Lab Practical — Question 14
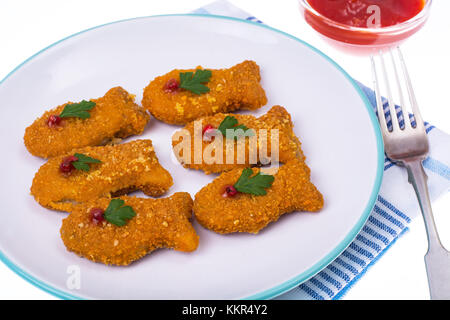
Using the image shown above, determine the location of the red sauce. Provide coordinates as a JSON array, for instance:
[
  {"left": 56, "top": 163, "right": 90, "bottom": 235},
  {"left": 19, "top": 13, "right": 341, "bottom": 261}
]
[
  {"left": 301, "top": 0, "right": 428, "bottom": 50},
  {"left": 308, "top": 0, "right": 425, "bottom": 28}
]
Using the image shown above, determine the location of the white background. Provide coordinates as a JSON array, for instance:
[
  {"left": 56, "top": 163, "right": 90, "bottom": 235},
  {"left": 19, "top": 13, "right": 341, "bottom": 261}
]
[{"left": 0, "top": 0, "right": 449, "bottom": 300}]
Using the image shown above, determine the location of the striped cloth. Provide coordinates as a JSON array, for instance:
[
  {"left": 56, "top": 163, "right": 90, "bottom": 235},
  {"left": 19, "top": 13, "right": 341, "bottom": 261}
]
[{"left": 193, "top": 0, "right": 450, "bottom": 300}]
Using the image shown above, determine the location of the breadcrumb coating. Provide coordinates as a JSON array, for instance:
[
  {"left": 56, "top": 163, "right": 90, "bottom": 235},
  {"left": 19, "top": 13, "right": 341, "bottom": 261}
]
[
  {"left": 24, "top": 86, "right": 150, "bottom": 158},
  {"left": 60, "top": 193, "right": 198, "bottom": 265},
  {"left": 193, "top": 159, "right": 323, "bottom": 234},
  {"left": 142, "top": 60, "right": 267, "bottom": 125},
  {"left": 31, "top": 140, "right": 173, "bottom": 211},
  {"left": 172, "top": 106, "right": 304, "bottom": 174}
]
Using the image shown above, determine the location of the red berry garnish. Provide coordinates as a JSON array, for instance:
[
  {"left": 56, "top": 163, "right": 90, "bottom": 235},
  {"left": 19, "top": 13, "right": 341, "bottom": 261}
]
[
  {"left": 222, "top": 185, "right": 238, "bottom": 198},
  {"left": 59, "top": 155, "right": 78, "bottom": 175},
  {"left": 163, "top": 78, "right": 179, "bottom": 93},
  {"left": 89, "top": 208, "right": 105, "bottom": 225},
  {"left": 47, "top": 115, "right": 61, "bottom": 128},
  {"left": 202, "top": 124, "right": 214, "bottom": 135},
  {"left": 202, "top": 124, "right": 216, "bottom": 141}
]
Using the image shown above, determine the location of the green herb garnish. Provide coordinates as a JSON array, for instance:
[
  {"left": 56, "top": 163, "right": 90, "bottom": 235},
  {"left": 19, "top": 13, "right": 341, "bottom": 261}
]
[
  {"left": 217, "top": 116, "right": 254, "bottom": 139},
  {"left": 104, "top": 199, "right": 136, "bottom": 227},
  {"left": 72, "top": 153, "right": 101, "bottom": 172},
  {"left": 179, "top": 69, "right": 212, "bottom": 95},
  {"left": 233, "top": 168, "right": 275, "bottom": 196},
  {"left": 59, "top": 100, "right": 96, "bottom": 119}
]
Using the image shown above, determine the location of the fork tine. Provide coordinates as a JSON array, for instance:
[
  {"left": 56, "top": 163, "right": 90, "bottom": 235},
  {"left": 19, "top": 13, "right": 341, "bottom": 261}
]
[
  {"left": 397, "top": 46, "right": 425, "bottom": 130},
  {"left": 389, "top": 49, "right": 411, "bottom": 130},
  {"left": 379, "top": 51, "right": 401, "bottom": 132},
  {"left": 371, "top": 55, "right": 389, "bottom": 134}
]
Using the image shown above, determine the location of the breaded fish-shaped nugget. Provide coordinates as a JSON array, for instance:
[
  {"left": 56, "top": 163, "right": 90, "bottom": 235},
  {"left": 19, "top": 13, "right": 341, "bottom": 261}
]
[
  {"left": 172, "top": 106, "right": 304, "bottom": 174},
  {"left": 31, "top": 140, "right": 173, "bottom": 211},
  {"left": 24, "top": 86, "right": 150, "bottom": 158},
  {"left": 61, "top": 193, "right": 199, "bottom": 265},
  {"left": 194, "top": 159, "right": 323, "bottom": 234},
  {"left": 142, "top": 60, "right": 267, "bottom": 125}
]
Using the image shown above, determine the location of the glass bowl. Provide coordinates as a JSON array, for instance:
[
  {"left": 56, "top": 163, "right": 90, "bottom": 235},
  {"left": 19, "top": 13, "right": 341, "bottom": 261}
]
[{"left": 299, "top": 0, "right": 432, "bottom": 55}]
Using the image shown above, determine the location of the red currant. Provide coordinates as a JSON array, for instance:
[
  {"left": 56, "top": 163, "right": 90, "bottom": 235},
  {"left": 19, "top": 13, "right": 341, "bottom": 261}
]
[
  {"left": 163, "top": 78, "right": 179, "bottom": 93},
  {"left": 59, "top": 155, "right": 78, "bottom": 175},
  {"left": 222, "top": 185, "right": 238, "bottom": 198},
  {"left": 90, "top": 208, "right": 105, "bottom": 225},
  {"left": 47, "top": 115, "right": 61, "bottom": 128}
]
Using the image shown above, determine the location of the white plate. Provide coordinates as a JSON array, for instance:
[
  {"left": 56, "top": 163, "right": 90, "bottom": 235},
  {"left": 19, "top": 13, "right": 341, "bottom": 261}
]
[{"left": 0, "top": 15, "right": 383, "bottom": 299}]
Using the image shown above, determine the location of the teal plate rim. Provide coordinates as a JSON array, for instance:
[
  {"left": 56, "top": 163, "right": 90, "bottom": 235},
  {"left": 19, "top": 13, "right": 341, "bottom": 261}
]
[{"left": 0, "top": 13, "right": 384, "bottom": 300}]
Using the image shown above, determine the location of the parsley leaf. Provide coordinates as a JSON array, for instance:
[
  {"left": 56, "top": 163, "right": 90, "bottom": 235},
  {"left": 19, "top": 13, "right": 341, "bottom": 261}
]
[
  {"left": 72, "top": 153, "right": 101, "bottom": 172},
  {"left": 217, "top": 116, "right": 254, "bottom": 139},
  {"left": 59, "top": 100, "right": 96, "bottom": 119},
  {"left": 233, "top": 168, "right": 275, "bottom": 196},
  {"left": 179, "top": 69, "right": 212, "bottom": 95},
  {"left": 104, "top": 199, "right": 136, "bottom": 227}
]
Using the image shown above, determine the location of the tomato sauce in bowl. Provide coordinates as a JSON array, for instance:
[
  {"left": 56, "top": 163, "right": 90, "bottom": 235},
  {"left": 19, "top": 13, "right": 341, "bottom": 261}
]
[
  {"left": 308, "top": 0, "right": 425, "bottom": 28},
  {"left": 299, "top": 0, "right": 431, "bottom": 54}
]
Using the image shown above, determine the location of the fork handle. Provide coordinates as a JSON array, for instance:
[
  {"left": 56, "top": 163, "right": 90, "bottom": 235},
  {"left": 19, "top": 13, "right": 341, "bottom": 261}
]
[
  {"left": 404, "top": 159, "right": 450, "bottom": 299},
  {"left": 404, "top": 159, "right": 443, "bottom": 253}
]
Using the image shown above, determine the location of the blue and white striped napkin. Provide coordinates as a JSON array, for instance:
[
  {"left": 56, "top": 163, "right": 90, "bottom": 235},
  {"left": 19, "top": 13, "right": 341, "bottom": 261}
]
[{"left": 192, "top": 0, "right": 450, "bottom": 300}]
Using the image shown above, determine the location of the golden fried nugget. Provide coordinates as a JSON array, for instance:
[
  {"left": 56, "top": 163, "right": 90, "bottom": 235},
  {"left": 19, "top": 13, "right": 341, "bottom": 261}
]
[
  {"left": 172, "top": 106, "right": 304, "bottom": 174},
  {"left": 31, "top": 140, "right": 173, "bottom": 211},
  {"left": 193, "top": 159, "right": 323, "bottom": 234},
  {"left": 60, "top": 193, "right": 198, "bottom": 265},
  {"left": 24, "top": 87, "right": 150, "bottom": 158},
  {"left": 142, "top": 60, "right": 267, "bottom": 125}
]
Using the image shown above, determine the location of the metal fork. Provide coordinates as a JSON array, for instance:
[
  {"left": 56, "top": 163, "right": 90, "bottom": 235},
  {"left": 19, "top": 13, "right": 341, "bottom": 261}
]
[{"left": 371, "top": 47, "right": 450, "bottom": 300}]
